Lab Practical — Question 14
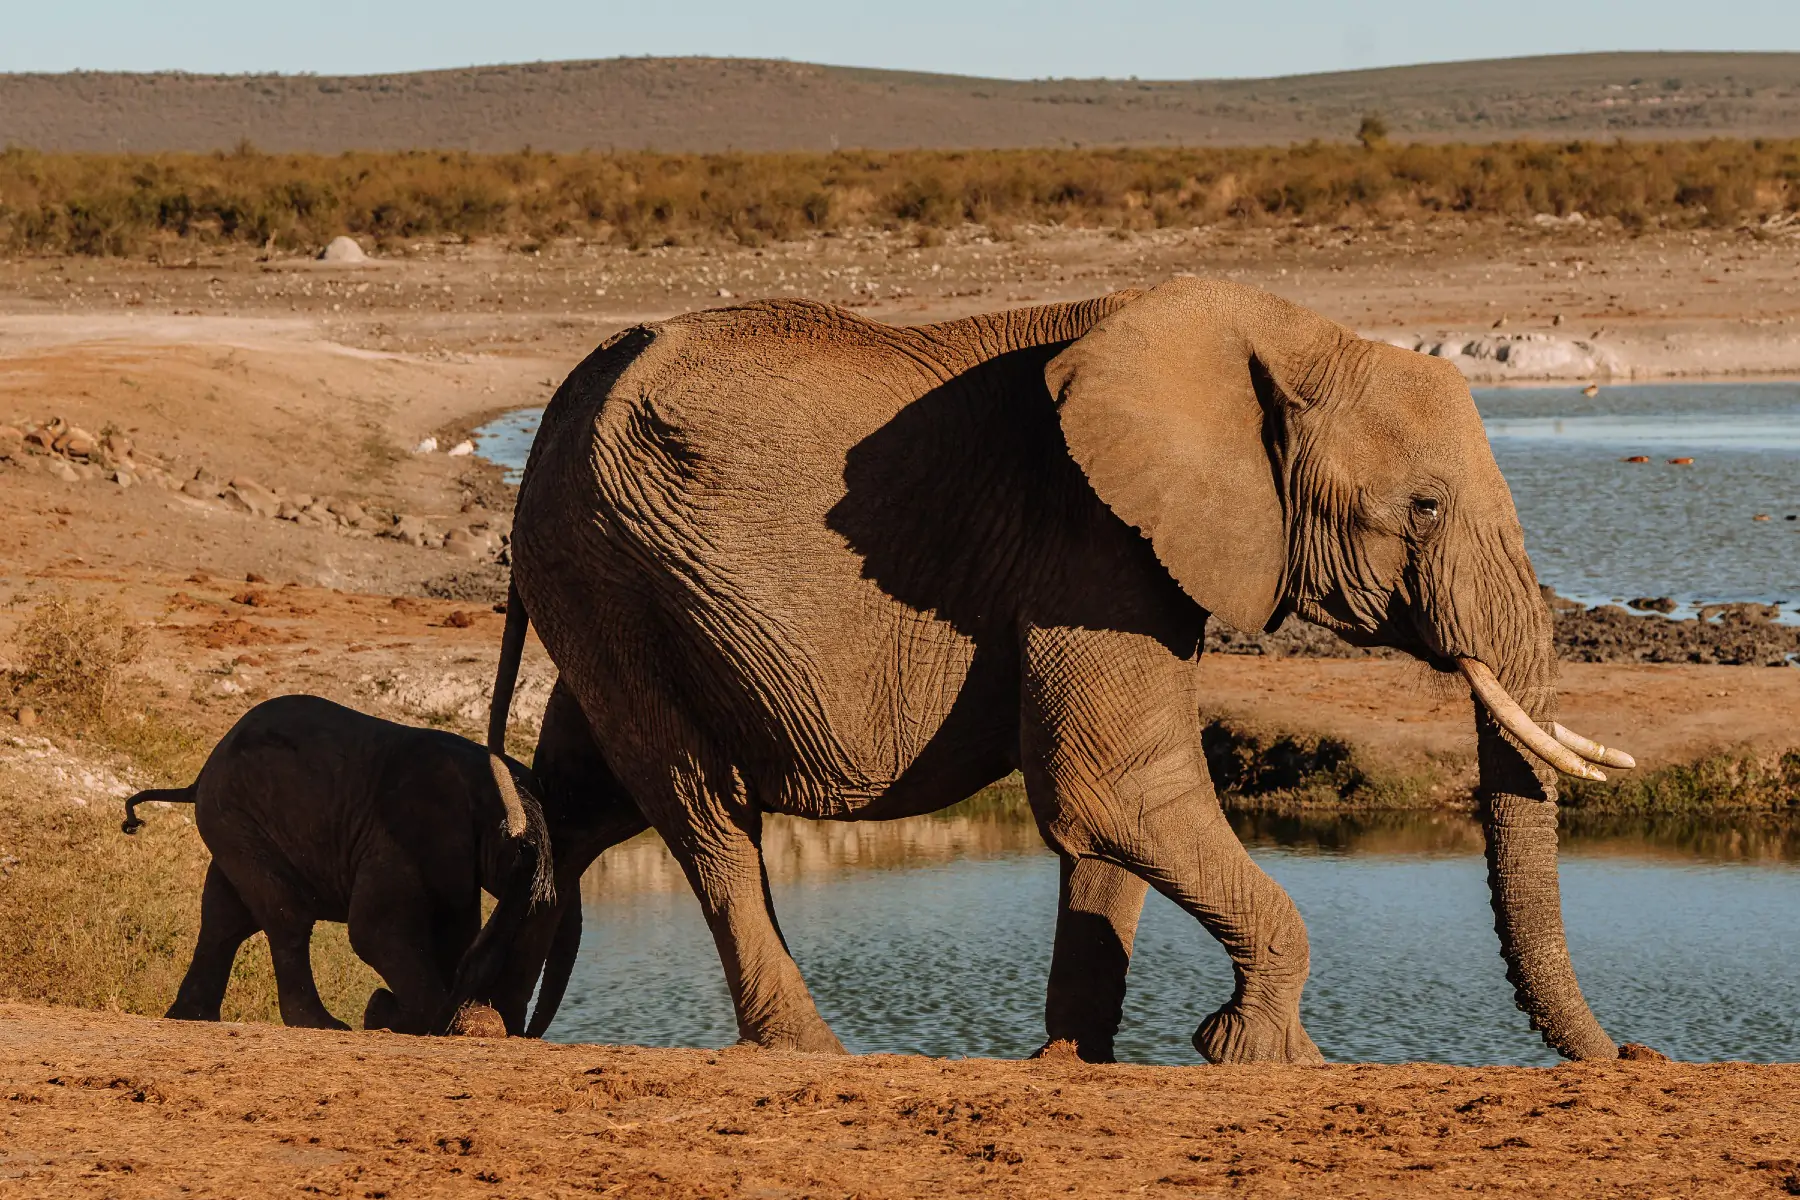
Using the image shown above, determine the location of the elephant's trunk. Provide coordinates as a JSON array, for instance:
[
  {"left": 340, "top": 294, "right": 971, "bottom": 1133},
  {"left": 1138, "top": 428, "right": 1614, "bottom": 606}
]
[{"left": 1476, "top": 705, "right": 1617, "bottom": 1061}]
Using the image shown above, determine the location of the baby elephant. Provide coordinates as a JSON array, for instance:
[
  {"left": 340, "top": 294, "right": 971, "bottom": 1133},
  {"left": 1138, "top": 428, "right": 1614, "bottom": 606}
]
[{"left": 123, "top": 694, "right": 552, "bottom": 1034}]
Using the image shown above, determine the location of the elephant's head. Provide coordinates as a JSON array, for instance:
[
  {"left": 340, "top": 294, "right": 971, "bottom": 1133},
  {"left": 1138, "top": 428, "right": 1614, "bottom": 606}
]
[
  {"left": 443, "top": 753, "right": 558, "bottom": 1035},
  {"left": 1045, "top": 276, "right": 1632, "bottom": 1060}
]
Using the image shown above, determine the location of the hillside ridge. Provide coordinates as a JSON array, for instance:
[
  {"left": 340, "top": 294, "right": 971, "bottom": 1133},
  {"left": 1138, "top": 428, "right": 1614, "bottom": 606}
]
[{"left": 5, "top": 51, "right": 1800, "bottom": 152}]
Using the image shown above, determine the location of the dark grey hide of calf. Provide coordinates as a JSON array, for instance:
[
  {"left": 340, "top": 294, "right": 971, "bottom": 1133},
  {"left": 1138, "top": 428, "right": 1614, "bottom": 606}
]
[{"left": 122, "top": 694, "right": 552, "bottom": 1035}]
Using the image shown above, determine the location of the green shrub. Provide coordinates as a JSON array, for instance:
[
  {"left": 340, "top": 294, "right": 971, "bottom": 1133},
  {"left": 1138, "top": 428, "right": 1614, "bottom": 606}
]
[{"left": 1563, "top": 750, "right": 1800, "bottom": 814}]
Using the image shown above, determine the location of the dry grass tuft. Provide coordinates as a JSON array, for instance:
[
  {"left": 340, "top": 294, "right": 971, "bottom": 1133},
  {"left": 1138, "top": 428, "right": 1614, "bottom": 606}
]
[
  {"left": 0, "top": 591, "right": 380, "bottom": 1023},
  {"left": 10, "top": 592, "right": 146, "bottom": 723},
  {"left": 2, "top": 139, "right": 1797, "bottom": 256}
]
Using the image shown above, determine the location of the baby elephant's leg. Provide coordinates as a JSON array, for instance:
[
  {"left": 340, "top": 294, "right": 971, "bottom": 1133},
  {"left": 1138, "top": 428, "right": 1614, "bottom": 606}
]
[
  {"left": 266, "top": 920, "right": 349, "bottom": 1030},
  {"left": 348, "top": 868, "right": 452, "bottom": 1034},
  {"left": 166, "top": 864, "right": 259, "bottom": 1021},
  {"left": 363, "top": 988, "right": 402, "bottom": 1032}
]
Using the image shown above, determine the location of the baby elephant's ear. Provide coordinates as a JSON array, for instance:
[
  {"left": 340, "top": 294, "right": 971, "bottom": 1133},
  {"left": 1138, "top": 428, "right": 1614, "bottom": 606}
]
[{"left": 1045, "top": 278, "right": 1290, "bottom": 634}]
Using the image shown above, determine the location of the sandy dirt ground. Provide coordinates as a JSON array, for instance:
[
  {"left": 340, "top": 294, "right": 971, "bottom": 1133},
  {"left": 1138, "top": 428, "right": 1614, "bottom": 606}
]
[
  {"left": 2, "top": 1003, "right": 1798, "bottom": 1198},
  {"left": 2, "top": 225, "right": 1797, "bottom": 1195}
]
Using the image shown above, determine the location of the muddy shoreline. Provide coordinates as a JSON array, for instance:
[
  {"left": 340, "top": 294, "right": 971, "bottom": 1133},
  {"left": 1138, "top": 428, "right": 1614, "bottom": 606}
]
[{"left": 1208, "top": 589, "right": 1800, "bottom": 668}]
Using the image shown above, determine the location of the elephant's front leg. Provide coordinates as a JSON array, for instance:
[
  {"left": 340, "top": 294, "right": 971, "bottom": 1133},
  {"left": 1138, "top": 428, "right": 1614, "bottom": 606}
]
[
  {"left": 1022, "top": 623, "right": 1323, "bottom": 1065},
  {"left": 1040, "top": 855, "right": 1146, "bottom": 1063}
]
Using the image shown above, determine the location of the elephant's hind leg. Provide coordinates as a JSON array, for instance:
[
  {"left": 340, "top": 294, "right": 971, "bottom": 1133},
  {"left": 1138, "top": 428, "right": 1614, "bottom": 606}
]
[
  {"left": 639, "top": 755, "right": 844, "bottom": 1053},
  {"left": 1021, "top": 624, "right": 1323, "bottom": 1065},
  {"left": 266, "top": 921, "right": 349, "bottom": 1031},
  {"left": 166, "top": 863, "right": 258, "bottom": 1021}
]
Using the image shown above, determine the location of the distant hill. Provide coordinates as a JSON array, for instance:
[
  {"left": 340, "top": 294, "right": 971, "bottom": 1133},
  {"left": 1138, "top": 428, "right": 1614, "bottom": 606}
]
[{"left": 5, "top": 53, "right": 1800, "bottom": 153}]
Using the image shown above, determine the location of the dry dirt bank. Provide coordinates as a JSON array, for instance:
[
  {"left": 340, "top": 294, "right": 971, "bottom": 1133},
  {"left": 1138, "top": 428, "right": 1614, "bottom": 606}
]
[
  {"left": 0, "top": 222, "right": 1794, "bottom": 825},
  {"left": 3, "top": 218, "right": 1798, "bottom": 379},
  {"left": 1, "top": 1002, "right": 1797, "bottom": 1199}
]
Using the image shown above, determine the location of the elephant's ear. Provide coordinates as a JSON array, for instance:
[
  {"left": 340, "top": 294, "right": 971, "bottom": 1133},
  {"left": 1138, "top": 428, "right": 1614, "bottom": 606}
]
[{"left": 1045, "top": 278, "right": 1292, "bottom": 634}]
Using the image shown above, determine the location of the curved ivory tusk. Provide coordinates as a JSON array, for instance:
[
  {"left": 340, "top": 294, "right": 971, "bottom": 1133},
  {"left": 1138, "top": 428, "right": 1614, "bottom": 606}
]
[
  {"left": 1456, "top": 658, "right": 1607, "bottom": 782},
  {"left": 1551, "top": 722, "right": 1636, "bottom": 771}
]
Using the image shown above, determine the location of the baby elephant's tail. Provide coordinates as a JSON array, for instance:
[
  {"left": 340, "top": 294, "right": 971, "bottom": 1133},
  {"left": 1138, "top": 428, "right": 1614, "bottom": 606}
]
[{"left": 122, "top": 786, "right": 194, "bottom": 834}]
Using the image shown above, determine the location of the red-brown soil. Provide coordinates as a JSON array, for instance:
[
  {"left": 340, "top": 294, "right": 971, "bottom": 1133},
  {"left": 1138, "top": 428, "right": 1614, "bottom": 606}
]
[{"left": 3, "top": 1003, "right": 1799, "bottom": 1198}]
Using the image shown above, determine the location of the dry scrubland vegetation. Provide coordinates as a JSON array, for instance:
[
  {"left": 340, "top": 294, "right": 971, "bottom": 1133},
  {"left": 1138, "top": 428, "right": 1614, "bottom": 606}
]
[
  {"left": 3, "top": 138, "right": 1800, "bottom": 255},
  {"left": 0, "top": 593, "right": 378, "bottom": 1024}
]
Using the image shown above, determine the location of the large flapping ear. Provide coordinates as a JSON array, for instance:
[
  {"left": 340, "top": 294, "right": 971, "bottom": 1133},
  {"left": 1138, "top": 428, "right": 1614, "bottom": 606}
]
[{"left": 1045, "top": 277, "right": 1321, "bottom": 634}]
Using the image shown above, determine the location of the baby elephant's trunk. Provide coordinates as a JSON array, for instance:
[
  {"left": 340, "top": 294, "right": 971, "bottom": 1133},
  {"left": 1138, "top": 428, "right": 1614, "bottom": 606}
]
[
  {"left": 121, "top": 786, "right": 195, "bottom": 834},
  {"left": 440, "top": 755, "right": 558, "bottom": 1035}
]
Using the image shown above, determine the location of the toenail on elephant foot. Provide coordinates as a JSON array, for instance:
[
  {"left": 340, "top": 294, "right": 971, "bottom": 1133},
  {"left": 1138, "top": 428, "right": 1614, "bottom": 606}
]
[
  {"left": 363, "top": 988, "right": 400, "bottom": 1032},
  {"left": 1194, "top": 1005, "right": 1324, "bottom": 1065}
]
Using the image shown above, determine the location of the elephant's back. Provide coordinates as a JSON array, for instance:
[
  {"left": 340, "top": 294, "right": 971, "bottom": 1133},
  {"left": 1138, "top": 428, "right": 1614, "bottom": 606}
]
[
  {"left": 526, "top": 301, "right": 937, "bottom": 507},
  {"left": 194, "top": 696, "right": 485, "bottom": 908}
]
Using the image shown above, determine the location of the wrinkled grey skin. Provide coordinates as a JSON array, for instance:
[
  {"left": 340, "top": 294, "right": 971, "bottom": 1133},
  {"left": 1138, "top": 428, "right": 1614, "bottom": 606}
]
[
  {"left": 476, "top": 277, "right": 1617, "bottom": 1063},
  {"left": 125, "top": 694, "right": 551, "bottom": 1035}
]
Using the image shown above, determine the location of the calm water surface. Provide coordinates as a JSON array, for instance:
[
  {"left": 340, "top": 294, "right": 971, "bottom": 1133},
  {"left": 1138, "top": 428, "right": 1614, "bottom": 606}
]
[
  {"left": 479, "top": 382, "right": 1800, "bottom": 613},
  {"left": 545, "top": 814, "right": 1800, "bottom": 1066},
  {"left": 1476, "top": 382, "right": 1800, "bottom": 614}
]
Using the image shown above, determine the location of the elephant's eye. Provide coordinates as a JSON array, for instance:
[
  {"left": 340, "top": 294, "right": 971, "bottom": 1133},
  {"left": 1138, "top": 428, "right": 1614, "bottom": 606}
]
[{"left": 1411, "top": 496, "right": 1442, "bottom": 521}]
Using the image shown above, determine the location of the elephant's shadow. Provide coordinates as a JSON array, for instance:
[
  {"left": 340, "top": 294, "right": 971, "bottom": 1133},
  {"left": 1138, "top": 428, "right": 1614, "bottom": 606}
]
[{"left": 824, "top": 345, "right": 1198, "bottom": 652}]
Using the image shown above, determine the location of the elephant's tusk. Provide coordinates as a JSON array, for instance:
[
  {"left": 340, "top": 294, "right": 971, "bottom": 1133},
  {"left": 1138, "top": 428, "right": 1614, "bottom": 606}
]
[
  {"left": 1456, "top": 658, "right": 1608, "bottom": 782},
  {"left": 1551, "top": 722, "right": 1636, "bottom": 770}
]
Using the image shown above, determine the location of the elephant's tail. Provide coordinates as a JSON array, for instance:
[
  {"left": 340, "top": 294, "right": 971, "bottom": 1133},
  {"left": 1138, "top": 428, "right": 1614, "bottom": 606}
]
[
  {"left": 121, "top": 786, "right": 194, "bottom": 834},
  {"left": 487, "top": 575, "right": 529, "bottom": 756}
]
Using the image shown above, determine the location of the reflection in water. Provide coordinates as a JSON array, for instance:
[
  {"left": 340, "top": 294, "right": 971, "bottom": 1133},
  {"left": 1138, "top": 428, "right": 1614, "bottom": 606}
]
[
  {"left": 554, "top": 803, "right": 1800, "bottom": 1065},
  {"left": 584, "top": 803, "right": 1800, "bottom": 901},
  {"left": 582, "top": 812, "right": 1045, "bottom": 898},
  {"left": 1232, "top": 808, "right": 1800, "bottom": 866}
]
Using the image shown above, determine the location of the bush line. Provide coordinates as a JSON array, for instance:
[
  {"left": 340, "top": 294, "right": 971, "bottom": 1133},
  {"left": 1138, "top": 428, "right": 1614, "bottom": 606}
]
[{"left": 3, "top": 139, "right": 1799, "bottom": 256}]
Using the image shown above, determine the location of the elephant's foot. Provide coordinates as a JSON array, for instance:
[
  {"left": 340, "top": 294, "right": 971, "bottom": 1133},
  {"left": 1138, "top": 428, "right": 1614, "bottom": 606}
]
[
  {"left": 1194, "top": 1003, "right": 1323, "bottom": 1065},
  {"left": 737, "top": 1016, "right": 847, "bottom": 1054},
  {"left": 1031, "top": 1036, "right": 1115, "bottom": 1064},
  {"left": 363, "top": 988, "right": 401, "bottom": 1032}
]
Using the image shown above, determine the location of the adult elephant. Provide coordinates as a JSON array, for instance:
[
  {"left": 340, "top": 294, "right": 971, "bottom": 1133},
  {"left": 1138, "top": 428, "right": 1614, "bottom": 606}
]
[{"left": 477, "top": 278, "right": 1633, "bottom": 1063}]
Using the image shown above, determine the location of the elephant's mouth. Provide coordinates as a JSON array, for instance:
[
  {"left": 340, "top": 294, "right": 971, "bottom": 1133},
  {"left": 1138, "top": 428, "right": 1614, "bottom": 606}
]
[{"left": 1295, "top": 590, "right": 1635, "bottom": 782}]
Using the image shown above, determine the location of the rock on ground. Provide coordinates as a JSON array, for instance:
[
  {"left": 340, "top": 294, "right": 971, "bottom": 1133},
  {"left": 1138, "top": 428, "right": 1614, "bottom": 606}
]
[{"left": 318, "top": 235, "right": 368, "bottom": 263}]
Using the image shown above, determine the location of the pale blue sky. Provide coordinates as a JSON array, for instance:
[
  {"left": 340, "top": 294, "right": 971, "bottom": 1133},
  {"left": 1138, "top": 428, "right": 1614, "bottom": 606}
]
[{"left": 6, "top": 0, "right": 1798, "bottom": 79}]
